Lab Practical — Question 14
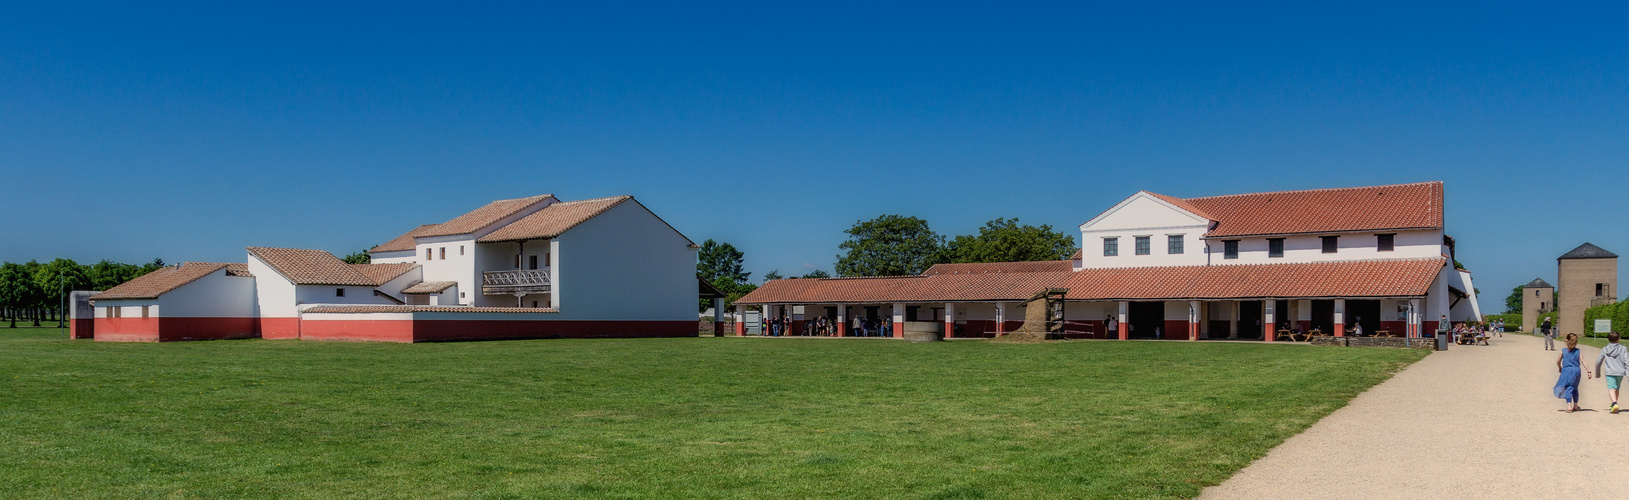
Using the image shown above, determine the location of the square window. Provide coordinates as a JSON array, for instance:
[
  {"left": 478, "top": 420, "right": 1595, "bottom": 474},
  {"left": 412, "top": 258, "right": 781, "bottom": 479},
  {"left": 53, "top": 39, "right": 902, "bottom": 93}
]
[
  {"left": 1268, "top": 238, "right": 1284, "bottom": 258},
  {"left": 1134, "top": 236, "right": 1151, "bottom": 255},
  {"left": 1103, "top": 238, "right": 1119, "bottom": 257},
  {"left": 1321, "top": 236, "right": 1339, "bottom": 254},
  {"left": 1223, "top": 240, "right": 1239, "bottom": 259},
  {"left": 1377, "top": 234, "right": 1395, "bottom": 252},
  {"left": 336, "top": 288, "right": 345, "bottom": 297},
  {"left": 1167, "top": 235, "right": 1184, "bottom": 255}
]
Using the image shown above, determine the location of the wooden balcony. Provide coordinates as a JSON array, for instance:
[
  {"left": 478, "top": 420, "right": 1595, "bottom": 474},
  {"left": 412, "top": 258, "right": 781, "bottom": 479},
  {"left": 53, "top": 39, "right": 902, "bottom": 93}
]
[{"left": 482, "top": 269, "right": 551, "bottom": 295}]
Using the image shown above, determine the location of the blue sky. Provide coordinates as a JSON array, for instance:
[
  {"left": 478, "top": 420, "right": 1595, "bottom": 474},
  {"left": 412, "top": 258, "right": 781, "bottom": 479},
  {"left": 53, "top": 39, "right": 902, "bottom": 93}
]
[{"left": 3, "top": 1, "right": 1625, "bottom": 308}]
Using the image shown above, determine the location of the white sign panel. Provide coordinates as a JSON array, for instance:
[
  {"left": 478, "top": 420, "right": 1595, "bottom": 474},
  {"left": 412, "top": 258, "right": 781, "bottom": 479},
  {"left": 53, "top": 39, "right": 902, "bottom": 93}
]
[{"left": 1596, "top": 319, "right": 1612, "bottom": 334}]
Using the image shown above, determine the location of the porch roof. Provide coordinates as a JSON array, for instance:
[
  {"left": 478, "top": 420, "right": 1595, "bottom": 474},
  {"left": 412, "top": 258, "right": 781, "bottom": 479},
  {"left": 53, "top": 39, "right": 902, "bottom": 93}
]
[{"left": 734, "top": 257, "right": 1445, "bottom": 305}]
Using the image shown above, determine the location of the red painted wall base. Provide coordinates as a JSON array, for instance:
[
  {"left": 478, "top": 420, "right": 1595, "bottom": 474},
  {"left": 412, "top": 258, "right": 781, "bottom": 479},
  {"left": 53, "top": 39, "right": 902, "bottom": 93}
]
[
  {"left": 95, "top": 317, "right": 257, "bottom": 342},
  {"left": 70, "top": 318, "right": 95, "bottom": 339},
  {"left": 300, "top": 319, "right": 700, "bottom": 343}
]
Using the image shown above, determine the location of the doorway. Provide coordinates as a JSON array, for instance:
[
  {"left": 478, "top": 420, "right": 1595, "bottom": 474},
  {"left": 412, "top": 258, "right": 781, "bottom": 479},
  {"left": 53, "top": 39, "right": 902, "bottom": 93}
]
[
  {"left": 1128, "top": 302, "right": 1164, "bottom": 339},
  {"left": 1348, "top": 300, "right": 1381, "bottom": 335},
  {"left": 1237, "top": 300, "right": 1262, "bottom": 339}
]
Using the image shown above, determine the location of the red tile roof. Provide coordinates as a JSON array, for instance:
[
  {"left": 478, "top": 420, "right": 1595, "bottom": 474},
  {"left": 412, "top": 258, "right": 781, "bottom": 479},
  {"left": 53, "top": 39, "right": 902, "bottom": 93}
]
[
  {"left": 402, "top": 281, "right": 457, "bottom": 294},
  {"left": 923, "top": 260, "right": 1074, "bottom": 275},
  {"left": 371, "top": 224, "right": 441, "bottom": 253},
  {"left": 735, "top": 257, "right": 1445, "bottom": 304},
  {"left": 1145, "top": 191, "right": 1216, "bottom": 221},
  {"left": 248, "top": 247, "right": 379, "bottom": 286},
  {"left": 92, "top": 262, "right": 241, "bottom": 301},
  {"left": 1182, "top": 181, "right": 1443, "bottom": 238},
  {"left": 477, "top": 196, "right": 631, "bottom": 243},
  {"left": 416, "top": 195, "right": 554, "bottom": 238},
  {"left": 351, "top": 262, "right": 419, "bottom": 285}
]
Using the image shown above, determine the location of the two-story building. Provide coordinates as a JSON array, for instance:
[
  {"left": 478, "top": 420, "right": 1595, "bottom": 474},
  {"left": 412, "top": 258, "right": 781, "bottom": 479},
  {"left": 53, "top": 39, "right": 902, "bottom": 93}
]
[
  {"left": 89, "top": 194, "right": 700, "bottom": 342},
  {"left": 736, "top": 181, "right": 1481, "bottom": 341}
]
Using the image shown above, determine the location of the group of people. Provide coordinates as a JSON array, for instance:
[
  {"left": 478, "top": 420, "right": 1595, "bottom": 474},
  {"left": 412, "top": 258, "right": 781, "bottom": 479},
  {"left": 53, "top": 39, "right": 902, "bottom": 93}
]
[
  {"left": 1553, "top": 330, "right": 1628, "bottom": 414},
  {"left": 757, "top": 314, "right": 893, "bottom": 337}
]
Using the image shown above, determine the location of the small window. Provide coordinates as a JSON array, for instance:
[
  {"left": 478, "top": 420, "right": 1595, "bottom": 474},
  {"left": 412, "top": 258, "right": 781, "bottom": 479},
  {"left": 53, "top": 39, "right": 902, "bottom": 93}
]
[
  {"left": 460, "top": 292, "right": 466, "bottom": 298},
  {"left": 532, "top": 300, "right": 539, "bottom": 308},
  {"left": 425, "top": 248, "right": 432, "bottom": 261},
  {"left": 459, "top": 245, "right": 465, "bottom": 256},
  {"left": 1268, "top": 238, "right": 1284, "bottom": 258},
  {"left": 439, "top": 247, "right": 446, "bottom": 260},
  {"left": 514, "top": 254, "right": 521, "bottom": 268},
  {"left": 1223, "top": 240, "right": 1239, "bottom": 259},
  {"left": 336, "top": 288, "right": 346, "bottom": 297},
  {"left": 1377, "top": 234, "right": 1395, "bottom": 252},
  {"left": 1134, "top": 236, "right": 1151, "bottom": 256},
  {"left": 1103, "top": 238, "right": 1119, "bottom": 257},
  {"left": 1321, "top": 236, "right": 1339, "bottom": 254},
  {"left": 141, "top": 306, "right": 149, "bottom": 318},
  {"left": 1599, "top": 283, "right": 1608, "bottom": 298},
  {"left": 1167, "top": 235, "right": 1184, "bottom": 255},
  {"left": 529, "top": 255, "right": 539, "bottom": 270}
]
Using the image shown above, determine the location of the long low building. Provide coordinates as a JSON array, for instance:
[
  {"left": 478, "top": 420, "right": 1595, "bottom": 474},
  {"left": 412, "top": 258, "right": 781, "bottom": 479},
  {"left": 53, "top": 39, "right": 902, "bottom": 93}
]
[
  {"left": 87, "top": 194, "right": 703, "bottom": 342},
  {"left": 735, "top": 181, "right": 1482, "bottom": 341}
]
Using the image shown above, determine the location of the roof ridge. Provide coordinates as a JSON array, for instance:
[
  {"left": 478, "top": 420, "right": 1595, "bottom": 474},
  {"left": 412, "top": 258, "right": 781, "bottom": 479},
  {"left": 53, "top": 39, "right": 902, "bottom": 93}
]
[
  {"left": 1077, "top": 256, "right": 1447, "bottom": 273},
  {"left": 1182, "top": 181, "right": 1442, "bottom": 202},
  {"left": 556, "top": 194, "right": 632, "bottom": 204}
]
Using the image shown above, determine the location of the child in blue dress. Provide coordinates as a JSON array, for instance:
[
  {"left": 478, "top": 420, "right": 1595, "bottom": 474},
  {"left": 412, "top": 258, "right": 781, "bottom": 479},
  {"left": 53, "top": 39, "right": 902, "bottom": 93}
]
[{"left": 1555, "top": 333, "right": 1592, "bottom": 412}]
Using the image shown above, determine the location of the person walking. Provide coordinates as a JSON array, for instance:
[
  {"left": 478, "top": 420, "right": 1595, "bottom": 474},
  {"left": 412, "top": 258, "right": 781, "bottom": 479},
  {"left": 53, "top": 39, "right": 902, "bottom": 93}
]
[
  {"left": 1594, "top": 331, "right": 1627, "bottom": 414},
  {"left": 1541, "top": 317, "right": 1556, "bottom": 350},
  {"left": 1556, "top": 333, "right": 1591, "bottom": 412}
]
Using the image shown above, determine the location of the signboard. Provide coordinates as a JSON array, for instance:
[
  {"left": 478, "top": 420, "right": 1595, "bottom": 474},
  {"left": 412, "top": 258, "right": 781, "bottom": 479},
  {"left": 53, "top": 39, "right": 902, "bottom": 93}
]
[{"left": 1596, "top": 319, "right": 1612, "bottom": 334}]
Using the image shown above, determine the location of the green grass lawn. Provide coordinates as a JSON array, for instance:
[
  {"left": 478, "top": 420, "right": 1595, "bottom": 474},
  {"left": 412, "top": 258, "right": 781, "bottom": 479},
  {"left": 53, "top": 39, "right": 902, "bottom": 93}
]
[{"left": 0, "top": 332, "right": 1425, "bottom": 499}]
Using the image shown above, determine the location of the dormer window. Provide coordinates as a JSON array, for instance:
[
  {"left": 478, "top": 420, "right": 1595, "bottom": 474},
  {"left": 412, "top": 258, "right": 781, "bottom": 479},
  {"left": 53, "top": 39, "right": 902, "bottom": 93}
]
[{"left": 1321, "top": 236, "right": 1339, "bottom": 254}]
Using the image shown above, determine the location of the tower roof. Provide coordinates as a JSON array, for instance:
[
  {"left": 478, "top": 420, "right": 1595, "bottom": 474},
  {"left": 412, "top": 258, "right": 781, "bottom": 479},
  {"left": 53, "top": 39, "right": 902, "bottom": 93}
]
[
  {"left": 1558, "top": 242, "right": 1618, "bottom": 260},
  {"left": 1522, "top": 278, "right": 1553, "bottom": 289}
]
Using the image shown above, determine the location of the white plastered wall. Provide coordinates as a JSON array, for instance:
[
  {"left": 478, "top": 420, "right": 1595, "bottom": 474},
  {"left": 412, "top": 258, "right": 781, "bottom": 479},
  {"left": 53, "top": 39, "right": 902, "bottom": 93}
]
[
  {"left": 149, "top": 269, "right": 257, "bottom": 317},
  {"left": 550, "top": 201, "right": 697, "bottom": 321},
  {"left": 249, "top": 253, "right": 297, "bottom": 319},
  {"left": 1204, "top": 229, "right": 1445, "bottom": 266},
  {"left": 1078, "top": 193, "right": 1210, "bottom": 269}
]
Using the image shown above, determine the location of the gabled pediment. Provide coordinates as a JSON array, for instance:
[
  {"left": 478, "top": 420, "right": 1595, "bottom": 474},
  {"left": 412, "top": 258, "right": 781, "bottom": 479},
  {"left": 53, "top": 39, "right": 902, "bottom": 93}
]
[{"left": 1079, "top": 191, "right": 1213, "bottom": 232}]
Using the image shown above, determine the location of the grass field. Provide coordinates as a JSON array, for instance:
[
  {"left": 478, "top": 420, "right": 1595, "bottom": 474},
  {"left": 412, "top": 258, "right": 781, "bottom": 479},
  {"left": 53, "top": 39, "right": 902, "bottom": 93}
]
[{"left": 0, "top": 331, "right": 1425, "bottom": 499}]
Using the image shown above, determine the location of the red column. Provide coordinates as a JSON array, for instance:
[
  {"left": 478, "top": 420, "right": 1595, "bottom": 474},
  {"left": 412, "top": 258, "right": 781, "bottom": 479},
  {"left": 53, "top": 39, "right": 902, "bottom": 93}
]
[
  {"left": 1118, "top": 322, "right": 1129, "bottom": 340},
  {"left": 944, "top": 303, "right": 954, "bottom": 339},
  {"left": 1263, "top": 321, "right": 1274, "bottom": 342},
  {"left": 1117, "top": 301, "right": 1129, "bottom": 340},
  {"left": 713, "top": 321, "right": 724, "bottom": 337},
  {"left": 1334, "top": 321, "right": 1345, "bottom": 337},
  {"left": 892, "top": 303, "right": 904, "bottom": 338},
  {"left": 1189, "top": 321, "right": 1198, "bottom": 341},
  {"left": 836, "top": 305, "right": 847, "bottom": 337}
]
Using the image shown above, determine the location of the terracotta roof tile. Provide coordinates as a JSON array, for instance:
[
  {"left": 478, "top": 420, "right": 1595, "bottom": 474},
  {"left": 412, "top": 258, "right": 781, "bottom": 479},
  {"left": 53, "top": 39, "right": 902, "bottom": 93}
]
[
  {"left": 351, "top": 262, "right": 419, "bottom": 285},
  {"left": 736, "top": 258, "right": 1445, "bottom": 304},
  {"left": 1182, "top": 181, "right": 1443, "bottom": 238},
  {"left": 402, "top": 281, "right": 457, "bottom": 294},
  {"left": 371, "top": 224, "right": 441, "bottom": 253},
  {"left": 91, "top": 262, "right": 237, "bottom": 301},
  {"left": 416, "top": 195, "right": 554, "bottom": 238},
  {"left": 302, "top": 305, "right": 559, "bottom": 313},
  {"left": 478, "top": 196, "right": 632, "bottom": 243},
  {"left": 1145, "top": 191, "right": 1216, "bottom": 220},
  {"left": 224, "top": 263, "right": 253, "bottom": 277},
  {"left": 248, "top": 247, "right": 377, "bottom": 286},
  {"left": 923, "top": 260, "right": 1074, "bottom": 275}
]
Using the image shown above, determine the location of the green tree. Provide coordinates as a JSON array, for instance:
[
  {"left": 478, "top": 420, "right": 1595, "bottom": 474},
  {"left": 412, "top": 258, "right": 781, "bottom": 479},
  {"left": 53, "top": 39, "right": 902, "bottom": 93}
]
[
  {"left": 762, "top": 270, "right": 784, "bottom": 282},
  {"left": 35, "top": 258, "right": 92, "bottom": 327},
  {"left": 943, "top": 217, "right": 1076, "bottom": 263},
  {"left": 0, "top": 262, "right": 32, "bottom": 328},
  {"left": 20, "top": 260, "right": 44, "bottom": 326},
  {"left": 697, "top": 239, "right": 752, "bottom": 311},
  {"left": 801, "top": 269, "right": 831, "bottom": 278},
  {"left": 88, "top": 260, "right": 146, "bottom": 291},
  {"left": 834, "top": 215, "right": 946, "bottom": 277},
  {"left": 341, "top": 250, "right": 372, "bottom": 264}
]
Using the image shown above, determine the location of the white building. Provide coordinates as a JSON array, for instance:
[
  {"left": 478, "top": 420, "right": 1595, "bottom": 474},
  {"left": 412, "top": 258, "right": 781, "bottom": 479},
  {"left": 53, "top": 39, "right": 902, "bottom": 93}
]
[
  {"left": 738, "top": 181, "right": 1481, "bottom": 341},
  {"left": 90, "top": 194, "right": 701, "bottom": 342}
]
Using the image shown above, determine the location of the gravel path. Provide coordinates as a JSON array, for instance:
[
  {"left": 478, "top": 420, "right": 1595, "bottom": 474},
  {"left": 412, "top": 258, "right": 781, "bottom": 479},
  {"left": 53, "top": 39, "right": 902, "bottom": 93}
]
[{"left": 1201, "top": 333, "right": 1628, "bottom": 499}]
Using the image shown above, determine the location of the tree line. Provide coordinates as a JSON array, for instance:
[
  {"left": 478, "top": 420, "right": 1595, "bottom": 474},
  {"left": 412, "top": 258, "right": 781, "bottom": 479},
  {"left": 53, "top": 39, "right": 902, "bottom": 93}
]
[
  {"left": 0, "top": 258, "right": 167, "bottom": 328},
  {"left": 696, "top": 215, "right": 1073, "bottom": 311}
]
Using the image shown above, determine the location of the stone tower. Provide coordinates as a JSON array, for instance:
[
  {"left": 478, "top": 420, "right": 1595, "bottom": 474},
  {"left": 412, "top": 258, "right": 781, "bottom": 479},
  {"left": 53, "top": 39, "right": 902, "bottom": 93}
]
[
  {"left": 1520, "top": 278, "right": 1554, "bottom": 334},
  {"left": 1557, "top": 243, "right": 1618, "bottom": 336}
]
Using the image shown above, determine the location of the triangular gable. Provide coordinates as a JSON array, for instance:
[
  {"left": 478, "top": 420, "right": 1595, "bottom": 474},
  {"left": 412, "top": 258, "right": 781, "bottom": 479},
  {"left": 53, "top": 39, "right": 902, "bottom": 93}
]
[{"left": 1079, "top": 191, "right": 1213, "bottom": 231}]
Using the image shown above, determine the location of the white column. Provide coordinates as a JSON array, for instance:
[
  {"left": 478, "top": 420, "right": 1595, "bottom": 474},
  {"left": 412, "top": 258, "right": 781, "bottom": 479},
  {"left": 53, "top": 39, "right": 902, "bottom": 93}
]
[
  {"left": 1188, "top": 300, "right": 1200, "bottom": 341},
  {"left": 1409, "top": 298, "right": 1422, "bottom": 338},
  {"left": 892, "top": 303, "right": 905, "bottom": 338},
  {"left": 1264, "top": 298, "right": 1277, "bottom": 341},
  {"left": 995, "top": 303, "right": 1006, "bottom": 333},
  {"left": 548, "top": 239, "right": 562, "bottom": 309}
]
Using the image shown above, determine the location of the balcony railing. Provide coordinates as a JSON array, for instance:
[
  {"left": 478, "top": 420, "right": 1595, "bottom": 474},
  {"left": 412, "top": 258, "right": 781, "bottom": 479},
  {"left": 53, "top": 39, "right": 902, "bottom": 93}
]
[{"left": 482, "top": 269, "right": 551, "bottom": 295}]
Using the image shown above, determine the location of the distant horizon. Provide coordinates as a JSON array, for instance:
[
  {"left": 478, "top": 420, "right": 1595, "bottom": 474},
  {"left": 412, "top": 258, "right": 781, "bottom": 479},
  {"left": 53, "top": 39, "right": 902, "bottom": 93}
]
[{"left": 3, "top": 2, "right": 1625, "bottom": 308}]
